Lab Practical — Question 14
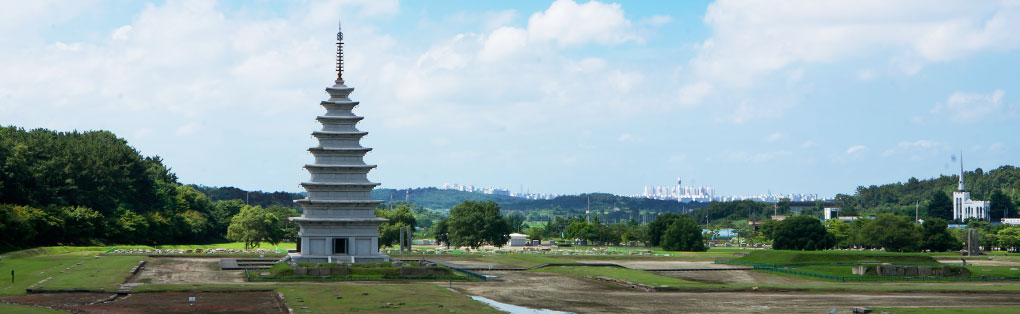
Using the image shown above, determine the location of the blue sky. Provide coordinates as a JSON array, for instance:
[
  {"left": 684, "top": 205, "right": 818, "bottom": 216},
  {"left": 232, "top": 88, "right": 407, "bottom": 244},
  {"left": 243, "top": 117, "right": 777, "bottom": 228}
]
[{"left": 2, "top": 0, "right": 1018, "bottom": 197}]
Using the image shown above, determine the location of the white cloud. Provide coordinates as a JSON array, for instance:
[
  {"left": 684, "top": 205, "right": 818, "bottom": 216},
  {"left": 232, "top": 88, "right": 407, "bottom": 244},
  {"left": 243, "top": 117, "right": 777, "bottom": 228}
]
[
  {"left": 677, "top": 82, "right": 713, "bottom": 107},
  {"left": 846, "top": 145, "right": 868, "bottom": 155},
  {"left": 764, "top": 132, "right": 788, "bottom": 143},
  {"left": 479, "top": 26, "right": 528, "bottom": 62},
  {"left": 694, "top": 1, "right": 1020, "bottom": 86},
  {"left": 727, "top": 150, "right": 793, "bottom": 163},
  {"left": 527, "top": 0, "right": 640, "bottom": 47},
  {"left": 617, "top": 133, "right": 642, "bottom": 142},
  {"left": 930, "top": 89, "right": 1010, "bottom": 123},
  {"left": 112, "top": 25, "right": 133, "bottom": 41},
  {"left": 641, "top": 15, "right": 673, "bottom": 26},
  {"left": 882, "top": 139, "right": 948, "bottom": 159},
  {"left": 680, "top": 0, "right": 1020, "bottom": 122},
  {"left": 857, "top": 68, "right": 877, "bottom": 81}
]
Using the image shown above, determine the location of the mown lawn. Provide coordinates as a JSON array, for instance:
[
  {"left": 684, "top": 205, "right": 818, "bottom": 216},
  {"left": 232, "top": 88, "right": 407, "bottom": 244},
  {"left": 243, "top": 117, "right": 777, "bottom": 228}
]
[
  {"left": 532, "top": 266, "right": 697, "bottom": 287},
  {"left": 966, "top": 265, "right": 1020, "bottom": 278},
  {"left": 1, "top": 249, "right": 101, "bottom": 296},
  {"left": 0, "top": 247, "right": 145, "bottom": 295},
  {"left": 39, "top": 255, "right": 145, "bottom": 291}
]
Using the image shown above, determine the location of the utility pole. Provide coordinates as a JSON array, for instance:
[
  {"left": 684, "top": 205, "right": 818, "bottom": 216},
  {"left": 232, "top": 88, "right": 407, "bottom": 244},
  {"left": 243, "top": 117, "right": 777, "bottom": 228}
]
[{"left": 918, "top": 200, "right": 926, "bottom": 223}]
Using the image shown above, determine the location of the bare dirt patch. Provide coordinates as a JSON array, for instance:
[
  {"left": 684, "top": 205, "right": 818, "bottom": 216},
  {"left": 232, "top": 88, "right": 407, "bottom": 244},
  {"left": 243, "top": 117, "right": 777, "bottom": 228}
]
[
  {"left": 653, "top": 270, "right": 818, "bottom": 285},
  {"left": 456, "top": 271, "right": 1020, "bottom": 313},
  {"left": 132, "top": 258, "right": 244, "bottom": 284},
  {"left": 420, "top": 256, "right": 520, "bottom": 268},
  {"left": 3, "top": 291, "right": 285, "bottom": 313}
]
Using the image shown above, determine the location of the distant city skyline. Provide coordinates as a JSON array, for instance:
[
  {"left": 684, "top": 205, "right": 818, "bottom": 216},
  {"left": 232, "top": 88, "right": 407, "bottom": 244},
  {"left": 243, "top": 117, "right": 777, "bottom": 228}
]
[{"left": 2, "top": 1, "right": 1018, "bottom": 197}]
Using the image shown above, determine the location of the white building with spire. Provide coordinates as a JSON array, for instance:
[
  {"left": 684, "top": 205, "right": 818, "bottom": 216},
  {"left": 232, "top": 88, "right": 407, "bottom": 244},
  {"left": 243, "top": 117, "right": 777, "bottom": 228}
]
[
  {"left": 953, "top": 152, "right": 990, "bottom": 221},
  {"left": 288, "top": 21, "right": 389, "bottom": 263}
]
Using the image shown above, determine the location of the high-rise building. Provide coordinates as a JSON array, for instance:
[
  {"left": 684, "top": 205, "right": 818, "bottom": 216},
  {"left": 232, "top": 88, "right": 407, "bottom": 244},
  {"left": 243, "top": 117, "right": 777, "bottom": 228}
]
[{"left": 289, "top": 21, "right": 389, "bottom": 263}]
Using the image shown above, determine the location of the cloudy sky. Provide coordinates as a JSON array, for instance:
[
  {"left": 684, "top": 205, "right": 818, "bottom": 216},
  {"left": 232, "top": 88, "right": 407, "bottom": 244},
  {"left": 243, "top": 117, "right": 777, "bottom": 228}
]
[{"left": 2, "top": 0, "right": 1019, "bottom": 197}]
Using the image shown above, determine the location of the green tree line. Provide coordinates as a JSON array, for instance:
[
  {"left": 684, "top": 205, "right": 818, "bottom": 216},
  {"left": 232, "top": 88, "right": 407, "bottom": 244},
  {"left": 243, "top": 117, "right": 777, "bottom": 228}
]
[{"left": 0, "top": 126, "right": 297, "bottom": 252}]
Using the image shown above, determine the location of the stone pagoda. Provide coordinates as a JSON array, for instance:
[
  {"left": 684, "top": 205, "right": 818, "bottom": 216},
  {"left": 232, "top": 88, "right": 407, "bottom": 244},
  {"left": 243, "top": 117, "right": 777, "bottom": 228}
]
[{"left": 289, "top": 21, "right": 389, "bottom": 263}]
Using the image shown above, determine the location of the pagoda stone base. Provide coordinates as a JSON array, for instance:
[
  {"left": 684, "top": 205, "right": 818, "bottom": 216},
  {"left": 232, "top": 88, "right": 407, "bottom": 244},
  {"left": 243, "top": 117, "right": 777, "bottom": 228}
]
[{"left": 288, "top": 253, "right": 390, "bottom": 264}]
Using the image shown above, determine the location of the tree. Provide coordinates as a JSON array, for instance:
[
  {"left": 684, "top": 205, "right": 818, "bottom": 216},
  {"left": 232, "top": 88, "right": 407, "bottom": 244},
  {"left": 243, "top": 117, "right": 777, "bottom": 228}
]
[
  {"left": 928, "top": 191, "right": 953, "bottom": 220},
  {"left": 997, "top": 227, "right": 1020, "bottom": 252},
  {"left": 660, "top": 215, "right": 706, "bottom": 252},
  {"left": 990, "top": 189, "right": 1016, "bottom": 221},
  {"left": 266, "top": 205, "right": 299, "bottom": 241},
  {"left": 920, "top": 218, "right": 962, "bottom": 252},
  {"left": 526, "top": 225, "right": 544, "bottom": 241},
  {"left": 432, "top": 219, "right": 450, "bottom": 248},
  {"left": 376, "top": 204, "right": 417, "bottom": 248},
  {"left": 772, "top": 215, "right": 835, "bottom": 250},
  {"left": 565, "top": 221, "right": 595, "bottom": 243},
  {"left": 446, "top": 201, "right": 511, "bottom": 248},
  {"left": 861, "top": 214, "right": 921, "bottom": 252},
  {"left": 226, "top": 205, "right": 285, "bottom": 249},
  {"left": 823, "top": 219, "right": 852, "bottom": 249},
  {"left": 647, "top": 213, "right": 679, "bottom": 246},
  {"left": 507, "top": 212, "right": 526, "bottom": 233}
]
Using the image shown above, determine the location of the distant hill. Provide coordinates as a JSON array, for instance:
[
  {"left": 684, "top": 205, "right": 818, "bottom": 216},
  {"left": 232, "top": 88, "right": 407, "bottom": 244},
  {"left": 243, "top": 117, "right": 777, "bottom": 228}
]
[
  {"left": 371, "top": 188, "right": 706, "bottom": 214},
  {"left": 370, "top": 187, "right": 524, "bottom": 209},
  {"left": 190, "top": 185, "right": 303, "bottom": 209},
  {"left": 500, "top": 193, "right": 704, "bottom": 213}
]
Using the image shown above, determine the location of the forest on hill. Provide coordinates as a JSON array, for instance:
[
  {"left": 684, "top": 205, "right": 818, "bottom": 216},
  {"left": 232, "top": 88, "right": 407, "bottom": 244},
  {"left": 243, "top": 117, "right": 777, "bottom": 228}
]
[
  {"left": 191, "top": 185, "right": 303, "bottom": 209},
  {"left": 832, "top": 166, "right": 1020, "bottom": 221},
  {"left": 0, "top": 127, "right": 273, "bottom": 252}
]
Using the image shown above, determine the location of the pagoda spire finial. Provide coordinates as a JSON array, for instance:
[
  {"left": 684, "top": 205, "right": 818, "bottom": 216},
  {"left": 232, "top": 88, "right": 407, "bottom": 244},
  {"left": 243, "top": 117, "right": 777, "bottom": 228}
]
[{"left": 335, "top": 20, "right": 344, "bottom": 84}]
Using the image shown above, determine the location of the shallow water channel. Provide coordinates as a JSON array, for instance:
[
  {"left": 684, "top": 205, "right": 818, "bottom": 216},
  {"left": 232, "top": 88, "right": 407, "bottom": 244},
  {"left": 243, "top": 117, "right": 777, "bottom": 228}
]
[{"left": 470, "top": 296, "right": 574, "bottom": 314}]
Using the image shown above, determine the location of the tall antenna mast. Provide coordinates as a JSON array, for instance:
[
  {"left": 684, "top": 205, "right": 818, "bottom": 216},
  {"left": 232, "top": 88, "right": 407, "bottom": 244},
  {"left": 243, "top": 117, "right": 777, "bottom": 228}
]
[{"left": 335, "top": 20, "right": 345, "bottom": 84}]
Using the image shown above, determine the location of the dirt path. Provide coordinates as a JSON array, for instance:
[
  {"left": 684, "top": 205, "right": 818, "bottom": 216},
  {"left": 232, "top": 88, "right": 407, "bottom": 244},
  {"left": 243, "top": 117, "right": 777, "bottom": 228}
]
[
  {"left": 131, "top": 257, "right": 244, "bottom": 284},
  {"left": 3, "top": 291, "right": 286, "bottom": 313},
  {"left": 455, "top": 271, "right": 1020, "bottom": 313},
  {"left": 581, "top": 260, "right": 733, "bottom": 269}
]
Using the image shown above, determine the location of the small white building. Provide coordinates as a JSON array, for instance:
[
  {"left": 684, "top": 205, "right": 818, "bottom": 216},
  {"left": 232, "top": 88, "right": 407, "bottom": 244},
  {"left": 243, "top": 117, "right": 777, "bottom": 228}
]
[
  {"left": 508, "top": 233, "right": 528, "bottom": 247},
  {"left": 823, "top": 207, "right": 841, "bottom": 220},
  {"left": 953, "top": 153, "right": 990, "bottom": 221},
  {"left": 1001, "top": 218, "right": 1020, "bottom": 225}
]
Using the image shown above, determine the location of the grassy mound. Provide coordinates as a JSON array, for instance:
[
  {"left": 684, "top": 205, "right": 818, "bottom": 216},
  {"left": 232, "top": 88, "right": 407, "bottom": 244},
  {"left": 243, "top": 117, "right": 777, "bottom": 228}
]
[{"left": 735, "top": 250, "right": 939, "bottom": 265}]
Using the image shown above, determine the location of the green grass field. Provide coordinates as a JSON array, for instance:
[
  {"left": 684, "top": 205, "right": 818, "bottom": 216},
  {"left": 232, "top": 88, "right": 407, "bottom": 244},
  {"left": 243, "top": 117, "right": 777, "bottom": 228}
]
[
  {"left": 0, "top": 248, "right": 145, "bottom": 295},
  {"left": 38, "top": 255, "right": 145, "bottom": 291},
  {"left": 734, "top": 250, "right": 940, "bottom": 265},
  {"left": 532, "top": 266, "right": 697, "bottom": 287}
]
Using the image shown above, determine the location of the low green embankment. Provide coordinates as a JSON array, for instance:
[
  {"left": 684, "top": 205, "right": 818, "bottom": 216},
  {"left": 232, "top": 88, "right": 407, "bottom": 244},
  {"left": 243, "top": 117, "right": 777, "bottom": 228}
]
[
  {"left": 723, "top": 250, "right": 1020, "bottom": 282},
  {"left": 732, "top": 250, "right": 940, "bottom": 266}
]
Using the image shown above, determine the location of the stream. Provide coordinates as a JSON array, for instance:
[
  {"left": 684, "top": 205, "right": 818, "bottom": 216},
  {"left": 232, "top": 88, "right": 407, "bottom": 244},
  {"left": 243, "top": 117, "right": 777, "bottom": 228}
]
[{"left": 470, "top": 296, "right": 574, "bottom": 314}]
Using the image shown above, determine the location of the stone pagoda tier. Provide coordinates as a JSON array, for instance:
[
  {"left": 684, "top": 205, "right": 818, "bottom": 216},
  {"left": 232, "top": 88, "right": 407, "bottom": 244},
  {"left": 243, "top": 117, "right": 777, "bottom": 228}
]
[{"left": 289, "top": 22, "right": 389, "bottom": 263}]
